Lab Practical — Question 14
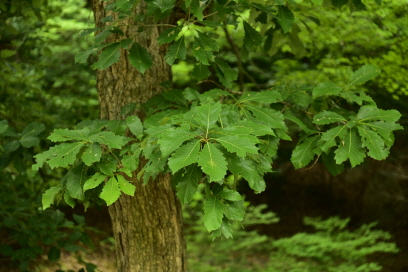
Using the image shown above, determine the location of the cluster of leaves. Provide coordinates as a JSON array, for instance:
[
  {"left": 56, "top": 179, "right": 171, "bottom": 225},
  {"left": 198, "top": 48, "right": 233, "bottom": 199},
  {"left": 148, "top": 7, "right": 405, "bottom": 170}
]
[
  {"left": 0, "top": 121, "right": 97, "bottom": 272},
  {"left": 33, "top": 64, "right": 402, "bottom": 236}
]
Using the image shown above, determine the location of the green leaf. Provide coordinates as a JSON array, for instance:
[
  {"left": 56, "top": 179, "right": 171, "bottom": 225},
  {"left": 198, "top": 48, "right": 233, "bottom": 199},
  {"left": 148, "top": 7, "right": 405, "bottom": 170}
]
[
  {"left": 165, "top": 36, "right": 186, "bottom": 65},
  {"left": 334, "top": 128, "right": 366, "bottom": 167},
  {"left": 158, "top": 26, "right": 182, "bottom": 46},
  {"left": 223, "top": 200, "right": 245, "bottom": 221},
  {"left": 21, "top": 122, "right": 45, "bottom": 138},
  {"left": 244, "top": 105, "right": 285, "bottom": 128},
  {"left": 117, "top": 175, "right": 136, "bottom": 196},
  {"left": 192, "top": 37, "right": 215, "bottom": 65},
  {"left": 319, "top": 125, "right": 347, "bottom": 153},
  {"left": 196, "top": 31, "right": 219, "bottom": 51},
  {"left": 216, "top": 136, "right": 258, "bottom": 157},
  {"left": 276, "top": 6, "right": 294, "bottom": 34},
  {"left": 363, "top": 121, "right": 403, "bottom": 143},
  {"left": 66, "top": 164, "right": 87, "bottom": 200},
  {"left": 64, "top": 191, "right": 75, "bottom": 208},
  {"left": 81, "top": 143, "right": 102, "bottom": 166},
  {"left": 183, "top": 87, "right": 200, "bottom": 101},
  {"left": 192, "top": 63, "right": 211, "bottom": 81},
  {"left": 194, "top": 101, "right": 222, "bottom": 131},
  {"left": 227, "top": 156, "right": 265, "bottom": 192},
  {"left": 19, "top": 136, "right": 39, "bottom": 148},
  {"left": 199, "top": 88, "right": 232, "bottom": 102},
  {"left": 90, "top": 131, "right": 123, "bottom": 149},
  {"left": 162, "top": 88, "right": 187, "bottom": 105},
  {"left": 348, "top": 65, "right": 381, "bottom": 87},
  {"left": 238, "top": 90, "right": 282, "bottom": 104},
  {"left": 128, "top": 42, "right": 153, "bottom": 74},
  {"left": 312, "top": 81, "right": 342, "bottom": 99},
  {"left": 48, "top": 128, "right": 89, "bottom": 142},
  {"left": 96, "top": 156, "right": 118, "bottom": 175},
  {"left": 47, "top": 247, "right": 61, "bottom": 262},
  {"left": 352, "top": 0, "right": 366, "bottom": 10},
  {"left": 100, "top": 176, "right": 121, "bottom": 205},
  {"left": 322, "top": 151, "right": 344, "bottom": 176},
  {"left": 220, "top": 220, "right": 233, "bottom": 239},
  {"left": 332, "top": 0, "right": 348, "bottom": 8},
  {"left": 357, "top": 106, "right": 401, "bottom": 123},
  {"left": 311, "top": 0, "right": 323, "bottom": 4},
  {"left": 217, "top": 189, "right": 242, "bottom": 201},
  {"left": 357, "top": 125, "right": 388, "bottom": 160},
  {"left": 0, "top": 120, "right": 8, "bottom": 134},
  {"left": 92, "top": 42, "right": 121, "bottom": 70},
  {"left": 47, "top": 143, "right": 85, "bottom": 169},
  {"left": 126, "top": 115, "right": 144, "bottom": 139},
  {"left": 243, "top": 21, "right": 263, "bottom": 49},
  {"left": 203, "top": 195, "right": 224, "bottom": 232},
  {"left": 168, "top": 140, "right": 201, "bottom": 173},
  {"left": 158, "top": 128, "right": 196, "bottom": 157},
  {"left": 107, "top": 120, "right": 127, "bottom": 135},
  {"left": 259, "top": 135, "right": 280, "bottom": 157},
  {"left": 42, "top": 186, "right": 61, "bottom": 209},
  {"left": 283, "top": 112, "right": 317, "bottom": 135},
  {"left": 83, "top": 173, "right": 107, "bottom": 191},
  {"left": 175, "top": 164, "right": 202, "bottom": 203},
  {"left": 213, "top": 59, "right": 238, "bottom": 88},
  {"left": 152, "top": 0, "right": 174, "bottom": 12},
  {"left": 198, "top": 143, "right": 228, "bottom": 182},
  {"left": 4, "top": 141, "right": 20, "bottom": 154},
  {"left": 75, "top": 45, "right": 107, "bottom": 64},
  {"left": 313, "top": 111, "right": 347, "bottom": 125},
  {"left": 291, "top": 135, "right": 319, "bottom": 169}
]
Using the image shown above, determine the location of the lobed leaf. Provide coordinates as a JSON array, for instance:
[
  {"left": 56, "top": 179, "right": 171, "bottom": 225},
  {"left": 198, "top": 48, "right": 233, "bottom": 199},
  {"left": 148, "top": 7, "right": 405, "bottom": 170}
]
[
  {"left": 82, "top": 143, "right": 102, "bottom": 166},
  {"left": 357, "top": 125, "right": 388, "bottom": 160},
  {"left": 223, "top": 200, "right": 245, "bottom": 221},
  {"left": 117, "top": 175, "right": 136, "bottom": 196},
  {"left": 158, "top": 26, "right": 182, "bottom": 45},
  {"left": 276, "top": 6, "right": 294, "bottom": 33},
  {"left": 175, "top": 164, "right": 202, "bottom": 203},
  {"left": 126, "top": 115, "right": 144, "bottom": 139},
  {"left": 165, "top": 36, "right": 186, "bottom": 65},
  {"left": 198, "top": 143, "right": 227, "bottom": 182},
  {"left": 195, "top": 102, "right": 222, "bottom": 131},
  {"left": 243, "top": 21, "right": 263, "bottom": 49},
  {"left": 42, "top": 186, "right": 61, "bottom": 210},
  {"left": 90, "top": 131, "right": 124, "bottom": 149},
  {"left": 238, "top": 90, "right": 282, "bottom": 104},
  {"left": 312, "top": 81, "right": 342, "bottom": 99},
  {"left": 348, "top": 65, "right": 380, "bottom": 87},
  {"left": 319, "top": 125, "right": 347, "bottom": 153},
  {"left": 227, "top": 156, "right": 265, "bottom": 192},
  {"left": 216, "top": 136, "right": 258, "bottom": 157},
  {"left": 313, "top": 111, "right": 347, "bottom": 125},
  {"left": 334, "top": 128, "right": 366, "bottom": 167},
  {"left": 83, "top": 173, "right": 107, "bottom": 191},
  {"left": 291, "top": 135, "right": 320, "bottom": 169},
  {"left": 357, "top": 106, "right": 402, "bottom": 123},
  {"left": 92, "top": 42, "right": 121, "bottom": 70},
  {"left": 168, "top": 140, "right": 201, "bottom": 173},
  {"left": 158, "top": 127, "right": 196, "bottom": 157}
]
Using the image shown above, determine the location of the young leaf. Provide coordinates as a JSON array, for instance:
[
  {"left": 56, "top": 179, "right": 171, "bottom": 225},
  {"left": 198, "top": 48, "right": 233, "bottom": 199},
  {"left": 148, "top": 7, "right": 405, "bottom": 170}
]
[
  {"left": 198, "top": 143, "right": 228, "bottom": 182},
  {"left": 42, "top": 186, "right": 61, "bottom": 209},
  {"left": 334, "top": 128, "right": 366, "bottom": 167},
  {"left": 313, "top": 111, "right": 347, "bottom": 125},
  {"left": 203, "top": 195, "right": 224, "bottom": 232},
  {"left": 126, "top": 115, "right": 144, "bottom": 139},
  {"left": 175, "top": 164, "right": 202, "bottom": 203},
  {"left": 168, "top": 140, "right": 201, "bottom": 173},
  {"left": 216, "top": 136, "right": 258, "bottom": 157},
  {"left": 291, "top": 135, "right": 319, "bottom": 169},
  {"left": 243, "top": 21, "right": 263, "bottom": 49},
  {"left": 82, "top": 143, "right": 102, "bottom": 166},
  {"left": 84, "top": 173, "right": 107, "bottom": 191},
  {"left": 117, "top": 175, "right": 136, "bottom": 196},
  {"left": 158, "top": 26, "right": 182, "bottom": 45},
  {"left": 312, "top": 81, "right": 342, "bottom": 99},
  {"left": 348, "top": 65, "right": 381, "bottom": 87},
  {"left": 100, "top": 176, "right": 122, "bottom": 205},
  {"left": 92, "top": 42, "right": 121, "bottom": 70},
  {"left": 276, "top": 6, "right": 294, "bottom": 34},
  {"left": 165, "top": 36, "right": 186, "bottom": 65},
  {"left": 128, "top": 42, "right": 153, "bottom": 74}
]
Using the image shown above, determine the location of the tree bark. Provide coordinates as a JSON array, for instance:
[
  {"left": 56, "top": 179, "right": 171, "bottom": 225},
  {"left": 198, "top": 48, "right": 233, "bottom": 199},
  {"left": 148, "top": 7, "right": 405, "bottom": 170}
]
[{"left": 92, "top": 1, "right": 186, "bottom": 271}]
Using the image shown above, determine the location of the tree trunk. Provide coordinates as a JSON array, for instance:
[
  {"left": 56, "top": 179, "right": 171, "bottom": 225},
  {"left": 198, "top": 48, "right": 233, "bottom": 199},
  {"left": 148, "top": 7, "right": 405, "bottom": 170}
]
[{"left": 92, "top": 1, "right": 186, "bottom": 271}]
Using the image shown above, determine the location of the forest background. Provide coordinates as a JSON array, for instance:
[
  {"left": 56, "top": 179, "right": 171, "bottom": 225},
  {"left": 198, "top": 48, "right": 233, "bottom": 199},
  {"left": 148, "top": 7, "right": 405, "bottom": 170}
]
[{"left": 1, "top": 0, "right": 407, "bottom": 271}]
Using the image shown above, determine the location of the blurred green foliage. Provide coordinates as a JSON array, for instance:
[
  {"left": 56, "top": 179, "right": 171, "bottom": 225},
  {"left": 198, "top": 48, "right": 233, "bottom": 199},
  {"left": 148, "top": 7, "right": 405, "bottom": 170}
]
[{"left": 185, "top": 185, "right": 398, "bottom": 272}]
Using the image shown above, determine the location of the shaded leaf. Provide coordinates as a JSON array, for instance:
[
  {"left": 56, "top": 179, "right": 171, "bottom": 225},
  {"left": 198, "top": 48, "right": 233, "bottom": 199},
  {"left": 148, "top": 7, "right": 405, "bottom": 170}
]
[
  {"left": 128, "top": 42, "right": 153, "bottom": 74},
  {"left": 276, "top": 6, "right": 294, "bottom": 33},
  {"left": 92, "top": 42, "right": 121, "bottom": 70},
  {"left": 83, "top": 173, "right": 107, "bottom": 191},
  {"left": 312, "top": 81, "right": 342, "bottom": 99},
  {"left": 313, "top": 111, "right": 347, "bottom": 125},
  {"left": 216, "top": 136, "right": 258, "bottom": 157},
  {"left": 42, "top": 186, "right": 61, "bottom": 209},
  {"left": 81, "top": 143, "right": 102, "bottom": 166},
  {"left": 203, "top": 195, "right": 224, "bottom": 232},
  {"left": 175, "top": 164, "right": 202, "bottom": 203},
  {"left": 334, "top": 128, "right": 366, "bottom": 167},
  {"left": 165, "top": 36, "right": 186, "bottom": 65},
  {"left": 291, "top": 135, "right": 319, "bottom": 169},
  {"left": 158, "top": 128, "right": 196, "bottom": 157},
  {"left": 243, "top": 21, "right": 263, "bottom": 49},
  {"left": 348, "top": 65, "right": 381, "bottom": 87}
]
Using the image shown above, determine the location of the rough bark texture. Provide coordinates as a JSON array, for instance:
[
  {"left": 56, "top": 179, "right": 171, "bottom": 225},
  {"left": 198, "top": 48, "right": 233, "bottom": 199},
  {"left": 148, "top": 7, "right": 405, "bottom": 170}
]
[{"left": 93, "top": 1, "right": 186, "bottom": 271}]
